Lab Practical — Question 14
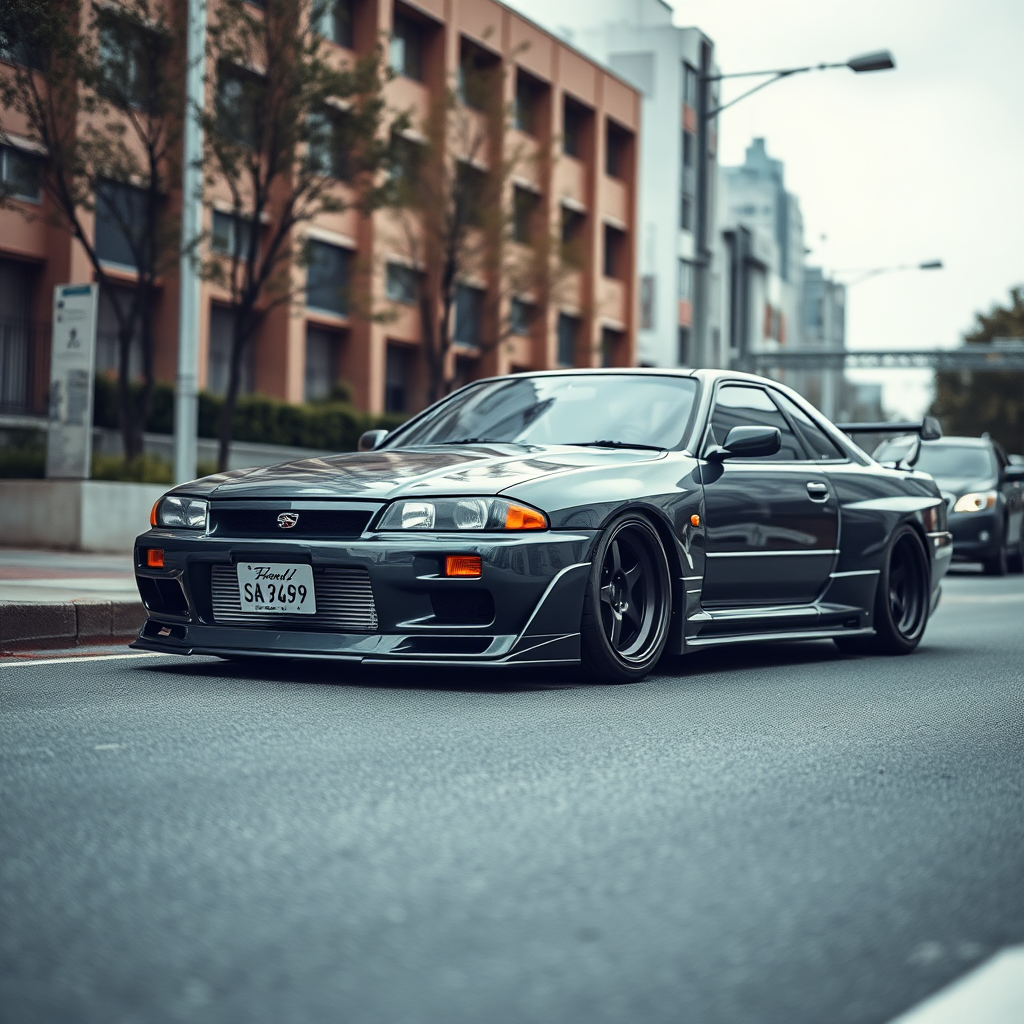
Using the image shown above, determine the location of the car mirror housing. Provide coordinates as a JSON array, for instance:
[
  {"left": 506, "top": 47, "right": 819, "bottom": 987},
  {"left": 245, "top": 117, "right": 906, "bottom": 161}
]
[
  {"left": 358, "top": 429, "right": 389, "bottom": 452},
  {"left": 1003, "top": 464, "right": 1024, "bottom": 483},
  {"left": 709, "top": 425, "right": 782, "bottom": 461},
  {"left": 920, "top": 415, "right": 943, "bottom": 442}
]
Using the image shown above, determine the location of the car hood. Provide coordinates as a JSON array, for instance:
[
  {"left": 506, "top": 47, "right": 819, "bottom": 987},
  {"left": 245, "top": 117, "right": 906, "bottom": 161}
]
[
  {"left": 930, "top": 474, "right": 996, "bottom": 499},
  {"left": 173, "top": 444, "right": 666, "bottom": 501}
]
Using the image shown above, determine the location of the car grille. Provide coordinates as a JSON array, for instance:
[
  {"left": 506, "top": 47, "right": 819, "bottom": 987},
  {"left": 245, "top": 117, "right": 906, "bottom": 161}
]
[
  {"left": 209, "top": 507, "right": 373, "bottom": 538},
  {"left": 210, "top": 564, "right": 378, "bottom": 632}
]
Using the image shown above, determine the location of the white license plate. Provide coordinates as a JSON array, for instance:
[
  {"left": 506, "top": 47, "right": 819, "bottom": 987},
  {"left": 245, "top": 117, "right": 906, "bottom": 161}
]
[{"left": 236, "top": 562, "right": 316, "bottom": 615}]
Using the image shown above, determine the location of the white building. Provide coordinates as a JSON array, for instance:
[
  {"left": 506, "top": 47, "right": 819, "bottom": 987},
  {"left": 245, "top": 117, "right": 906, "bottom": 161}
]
[{"left": 504, "top": 0, "right": 723, "bottom": 369}]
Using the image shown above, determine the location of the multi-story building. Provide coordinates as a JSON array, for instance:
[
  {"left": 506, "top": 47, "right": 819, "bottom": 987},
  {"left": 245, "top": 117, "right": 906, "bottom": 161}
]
[
  {"left": 503, "top": 0, "right": 723, "bottom": 369},
  {"left": 720, "top": 137, "right": 804, "bottom": 357},
  {"left": 0, "top": 0, "right": 640, "bottom": 420},
  {"left": 801, "top": 266, "right": 846, "bottom": 418}
]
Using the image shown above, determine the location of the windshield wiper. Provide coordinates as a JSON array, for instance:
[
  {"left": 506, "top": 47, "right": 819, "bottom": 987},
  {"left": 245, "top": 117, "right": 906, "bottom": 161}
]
[
  {"left": 434, "top": 438, "right": 495, "bottom": 445},
  {"left": 568, "top": 440, "right": 666, "bottom": 451}
]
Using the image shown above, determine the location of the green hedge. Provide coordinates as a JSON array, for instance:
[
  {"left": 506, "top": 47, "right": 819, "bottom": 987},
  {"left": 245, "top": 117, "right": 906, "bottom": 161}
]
[{"left": 93, "top": 375, "right": 406, "bottom": 452}]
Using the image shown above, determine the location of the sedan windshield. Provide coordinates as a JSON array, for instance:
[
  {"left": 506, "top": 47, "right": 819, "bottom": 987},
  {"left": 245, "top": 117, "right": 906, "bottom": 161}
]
[
  {"left": 385, "top": 374, "right": 699, "bottom": 450},
  {"left": 914, "top": 443, "right": 996, "bottom": 480}
]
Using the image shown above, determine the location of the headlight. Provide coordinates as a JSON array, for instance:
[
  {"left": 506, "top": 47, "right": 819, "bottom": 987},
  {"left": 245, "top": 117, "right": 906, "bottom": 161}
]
[
  {"left": 377, "top": 497, "right": 548, "bottom": 531},
  {"left": 156, "top": 496, "right": 209, "bottom": 530},
  {"left": 952, "top": 491, "right": 997, "bottom": 513}
]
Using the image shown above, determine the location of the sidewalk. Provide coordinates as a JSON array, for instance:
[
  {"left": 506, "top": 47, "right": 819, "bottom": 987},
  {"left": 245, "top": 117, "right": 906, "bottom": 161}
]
[{"left": 0, "top": 548, "right": 144, "bottom": 650}]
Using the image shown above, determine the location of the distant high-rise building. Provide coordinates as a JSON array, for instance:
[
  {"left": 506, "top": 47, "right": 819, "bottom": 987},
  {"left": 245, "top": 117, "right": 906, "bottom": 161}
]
[
  {"left": 802, "top": 266, "right": 846, "bottom": 417},
  {"left": 504, "top": 0, "right": 723, "bottom": 369}
]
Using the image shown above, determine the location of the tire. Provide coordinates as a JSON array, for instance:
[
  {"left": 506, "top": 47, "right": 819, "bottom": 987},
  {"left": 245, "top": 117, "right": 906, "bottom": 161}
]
[
  {"left": 1008, "top": 536, "right": 1024, "bottom": 575},
  {"left": 982, "top": 544, "right": 1008, "bottom": 577},
  {"left": 834, "top": 524, "right": 930, "bottom": 656},
  {"left": 579, "top": 514, "right": 672, "bottom": 683}
]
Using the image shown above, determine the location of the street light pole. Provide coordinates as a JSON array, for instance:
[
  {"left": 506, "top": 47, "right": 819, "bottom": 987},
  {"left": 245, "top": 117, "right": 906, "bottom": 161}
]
[
  {"left": 173, "top": 0, "right": 206, "bottom": 485},
  {"left": 837, "top": 260, "right": 944, "bottom": 287},
  {"left": 702, "top": 50, "right": 895, "bottom": 119}
]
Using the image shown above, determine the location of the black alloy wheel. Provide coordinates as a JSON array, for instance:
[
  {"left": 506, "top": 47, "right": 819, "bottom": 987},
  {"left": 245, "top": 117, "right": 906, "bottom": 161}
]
[
  {"left": 579, "top": 514, "right": 672, "bottom": 683},
  {"left": 835, "top": 524, "right": 930, "bottom": 656}
]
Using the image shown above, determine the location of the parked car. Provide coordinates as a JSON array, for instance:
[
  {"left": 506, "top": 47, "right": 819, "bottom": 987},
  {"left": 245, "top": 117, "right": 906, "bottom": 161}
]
[
  {"left": 132, "top": 369, "right": 953, "bottom": 682},
  {"left": 874, "top": 435, "right": 1024, "bottom": 575}
]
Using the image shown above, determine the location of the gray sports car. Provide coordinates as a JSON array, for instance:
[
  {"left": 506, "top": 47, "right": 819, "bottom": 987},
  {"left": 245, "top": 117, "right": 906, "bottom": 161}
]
[{"left": 131, "top": 369, "right": 953, "bottom": 682}]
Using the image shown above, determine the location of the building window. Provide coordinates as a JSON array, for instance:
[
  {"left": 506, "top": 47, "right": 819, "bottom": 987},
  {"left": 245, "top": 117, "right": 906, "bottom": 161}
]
[
  {"left": 514, "top": 71, "right": 541, "bottom": 135},
  {"left": 98, "top": 13, "right": 161, "bottom": 111},
  {"left": 683, "top": 62, "right": 698, "bottom": 106},
  {"left": 307, "top": 108, "right": 353, "bottom": 179},
  {"left": 639, "top": 275, "right": 655, "bottom": 331},
  {"left": 207, "top": 305, "right": 253, "bottom": 396},
  {"left": 304, "top": 325, "right": 339, "bottom": 401},
  {"left": 96, "top": 285, "right": 143, "bottom": 378},
  {"left": 388, "top": 133, "right": 421, "bottom": 183},
  {"left": 562, "top": 98, "right": 588, "bottom": 158},
  {"left": 314, "top": 0, "right": 354, "bottom": 48},
  {"left": 603, "top": 224, "right": 626, "bottom": 279},
  {"left": 678, "top": 259, "right": 694, "bottom": 302},
  {"left": 216, "top": 65, "right": 263, "bottom": 148},
  {"left": 561, "top": 206, "right": 585, "bottom": 245},
  {"left": 385, "top": 343, "right": 409, "bottom": 412},
  {"left": 512, "top": 186, "right": 538, "bottom": 244},
  {"left": 677, "top": 326, "right": 690, "bottom": 365},
  {"left": 453, "top": 284, "right": 483, "bottom": 348},
  {"left": 95, "top": 179, "right": 149, "bottom": 268},
  {"left": 385, "top": 262, "right": 417, "bottom": 304},
  {"left": 606, "top": 122, "right": 630, "bottom": 179},
  {"left": 211, "top": 210, "right": 254, "bottom": 259},
  {"left": 682, "top": 130, "right": 695, "bottom": 168},
  {"left": 0, "top": 145, "right": 41, "bottom": 204},
  {"left": 680, "top": 193, "right": 694, "bottom": 231},
  {"left": 390, "top": 11, "right": 423, "bottom": 81},
  {"left": 456, "top": 162, "right": 487, "bottom": 227},
  {"left": 306, "top": 240, "right": 351, "bottom": 315},
  {"left": 0, "top": 25, "right": 44, "bottom": 70},
  {"left": 457, "top": 38, "right": 496, "bottom": 111},
  {"left": 510, "top": 298, "right": 533, "bottom": 336},
  {"left": 557, "top": 313, "right": 578, "bottom": 366},
  {"left": 601, "top": 326, "right": 622, "bottom": 367}
]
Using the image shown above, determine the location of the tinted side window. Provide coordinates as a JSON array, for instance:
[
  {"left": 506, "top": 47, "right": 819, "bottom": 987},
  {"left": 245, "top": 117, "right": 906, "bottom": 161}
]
[
  {"left": 710, "top": 385, "right": 805, "bottom": 461},
  {"left": 772, "top": 392, "right": 847, "bottom": 461}
]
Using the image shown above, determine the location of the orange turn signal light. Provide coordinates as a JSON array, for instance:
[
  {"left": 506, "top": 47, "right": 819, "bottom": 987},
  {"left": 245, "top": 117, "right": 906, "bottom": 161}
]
[
  {"left": 147, "top": 548, "right": 164, "bottom": 568},
  {"left": 504, "top": 504, "right": 547, "bottom": 530},
  {"left": 690, "top": 514, "right": 701, "bottom": 527},
  {"left": 445, "top": 555, "right": 482, "bottom": 577},
  {"left": 150, "top": 500, "right": 159, "bottom": 527}
]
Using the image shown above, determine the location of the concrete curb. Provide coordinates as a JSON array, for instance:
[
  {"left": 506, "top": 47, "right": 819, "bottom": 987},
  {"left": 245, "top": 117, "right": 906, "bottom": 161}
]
[{"left": 0, "top": 599, "right": 145, "bottom": 650}]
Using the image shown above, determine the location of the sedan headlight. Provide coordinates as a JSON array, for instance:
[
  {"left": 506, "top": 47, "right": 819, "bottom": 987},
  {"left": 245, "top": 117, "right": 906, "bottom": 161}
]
[
  {"left": 377, "top": 497, "right": 547, "bottom": 531},
  {"left": 154, "top": 496, "right": 209, "bottom": 530},
  {"left": 952, "top": 491, "right": 997, "bottom": 513}
]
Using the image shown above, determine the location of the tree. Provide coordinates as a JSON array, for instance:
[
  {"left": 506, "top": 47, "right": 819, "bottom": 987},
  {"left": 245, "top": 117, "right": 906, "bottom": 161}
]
[
  {"left": 0, "top": 0, "right": 185, "bottom": 461},
  {"left": 201, "top": 0, "right": 399, "bottom": 471},
  {"left": 382, "top": 49, "right": 580, "bottom": 405},
  {"left": 930, "top": 286, "right": 1024, "bottom": 454}
]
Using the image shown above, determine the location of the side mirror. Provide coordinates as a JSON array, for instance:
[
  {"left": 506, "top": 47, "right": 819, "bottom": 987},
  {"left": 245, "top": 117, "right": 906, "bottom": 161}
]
[
  {"left": 708, "top": 425, "right": 782, "bottom": 460},
  {"left": 358, "top": 429, "right": 388, "bottom": 452},
  {"left": 1003, "top": 465, "right": 1024, "bottom": 483},
  {"left": 920, "top": 415, "right": 943, "bottom": 442}
]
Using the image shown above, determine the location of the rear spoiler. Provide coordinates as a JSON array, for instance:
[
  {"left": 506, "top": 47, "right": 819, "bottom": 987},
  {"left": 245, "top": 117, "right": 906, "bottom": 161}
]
[{"left": 836, "top": 415, "right": 942, "bottom": 442}]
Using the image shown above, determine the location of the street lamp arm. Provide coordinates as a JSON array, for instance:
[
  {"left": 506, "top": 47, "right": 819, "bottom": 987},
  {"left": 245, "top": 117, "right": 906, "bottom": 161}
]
[
  {"left": 705, "top": 70, "right": 806, "bottom": 119},
  {"left": 702, "top": 62, "right": 845, "bottom": 82}
]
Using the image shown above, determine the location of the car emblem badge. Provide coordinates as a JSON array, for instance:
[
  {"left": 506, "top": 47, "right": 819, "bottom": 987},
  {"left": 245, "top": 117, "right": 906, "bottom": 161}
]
[{"left": 277, "top": 512, "right": 299, "bottom": 530}]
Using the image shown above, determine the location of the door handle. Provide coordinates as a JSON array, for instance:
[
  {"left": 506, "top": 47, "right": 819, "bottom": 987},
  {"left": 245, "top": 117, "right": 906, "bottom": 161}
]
[{"left": 806, "top": 482, "right": 829, "bottom": 502}]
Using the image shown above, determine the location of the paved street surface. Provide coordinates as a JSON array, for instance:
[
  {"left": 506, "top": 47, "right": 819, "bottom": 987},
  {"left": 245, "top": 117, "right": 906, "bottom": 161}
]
[
  {"left": 2, "top": 570, "right": 1022, "bottom": 1024},
  {"left": 0, "top": 548, "right": 137, "bottom": 604}
]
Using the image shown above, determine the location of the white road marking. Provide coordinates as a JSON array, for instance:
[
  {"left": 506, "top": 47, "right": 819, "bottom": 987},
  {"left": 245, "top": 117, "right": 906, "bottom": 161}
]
[
  {"left": 889, "top": 946, "right": 1024, "bottom": 1023},
  {"left": 93, "top": 743, "right": 123, "bottom": 751},
  {"left": 940, "top": 594, "right": 1024, "bottom": 604},
  {"left": 1, "top": 652, "right": 165, "bottom": 669}
]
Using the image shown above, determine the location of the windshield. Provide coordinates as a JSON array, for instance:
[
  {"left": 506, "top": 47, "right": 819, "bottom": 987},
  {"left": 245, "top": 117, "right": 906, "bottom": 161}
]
[
  {"left": 385, "top": 374, "right": 700, "bottom": 450},
  {"left": 915, "top": 443, "right": 996, "bottom": 479},
  {"left": 886, "top": 442, "right": 997, "bottom": 480}
]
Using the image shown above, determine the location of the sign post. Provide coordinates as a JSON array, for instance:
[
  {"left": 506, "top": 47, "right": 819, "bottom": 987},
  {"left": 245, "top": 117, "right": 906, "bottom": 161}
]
[{"left": 45, "top": 283, "right": 99, "bottom": 479}]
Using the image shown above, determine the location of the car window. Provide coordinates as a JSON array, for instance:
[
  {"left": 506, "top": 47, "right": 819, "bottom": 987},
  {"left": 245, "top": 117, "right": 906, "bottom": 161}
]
[
  {"left": 906, "top": 443, "right": 998, "bottom": 479},
  {"left": 771, "top": 392, "right": 847, "bottom": 461},
  {"left": 709, "top": 385, "right": 805, "bottom": 462}
]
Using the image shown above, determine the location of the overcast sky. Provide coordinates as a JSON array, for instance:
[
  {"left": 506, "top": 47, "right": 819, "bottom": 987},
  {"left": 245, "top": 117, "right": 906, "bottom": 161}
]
[{"left": 670, "top": 0, "right": 1024, "bottom": 417}]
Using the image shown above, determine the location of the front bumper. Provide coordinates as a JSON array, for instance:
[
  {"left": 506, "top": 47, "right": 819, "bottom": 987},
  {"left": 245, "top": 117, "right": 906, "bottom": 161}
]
[
  {"left": 130, "top": 529, "right": 597, "bottom": 666},
  {"left": 948, "top": 509, "right": 1001, "bottom": 561}
]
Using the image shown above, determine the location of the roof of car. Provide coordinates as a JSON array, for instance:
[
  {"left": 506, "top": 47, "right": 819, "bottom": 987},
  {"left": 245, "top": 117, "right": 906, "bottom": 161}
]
[{"left": 922, "top": 436, "right": 993, "bottom": 447}]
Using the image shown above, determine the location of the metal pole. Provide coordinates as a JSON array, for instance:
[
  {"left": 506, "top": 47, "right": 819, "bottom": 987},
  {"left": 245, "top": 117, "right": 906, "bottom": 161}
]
[{"left": 174, "top": 0, "right": 206, "bottom": 484}]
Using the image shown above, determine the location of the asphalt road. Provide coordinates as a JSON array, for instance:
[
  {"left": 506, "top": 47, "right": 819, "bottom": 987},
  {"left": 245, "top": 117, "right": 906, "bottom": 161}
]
[{"left": 2, "top": 570, "right": 1022, "bottom": 1024}]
